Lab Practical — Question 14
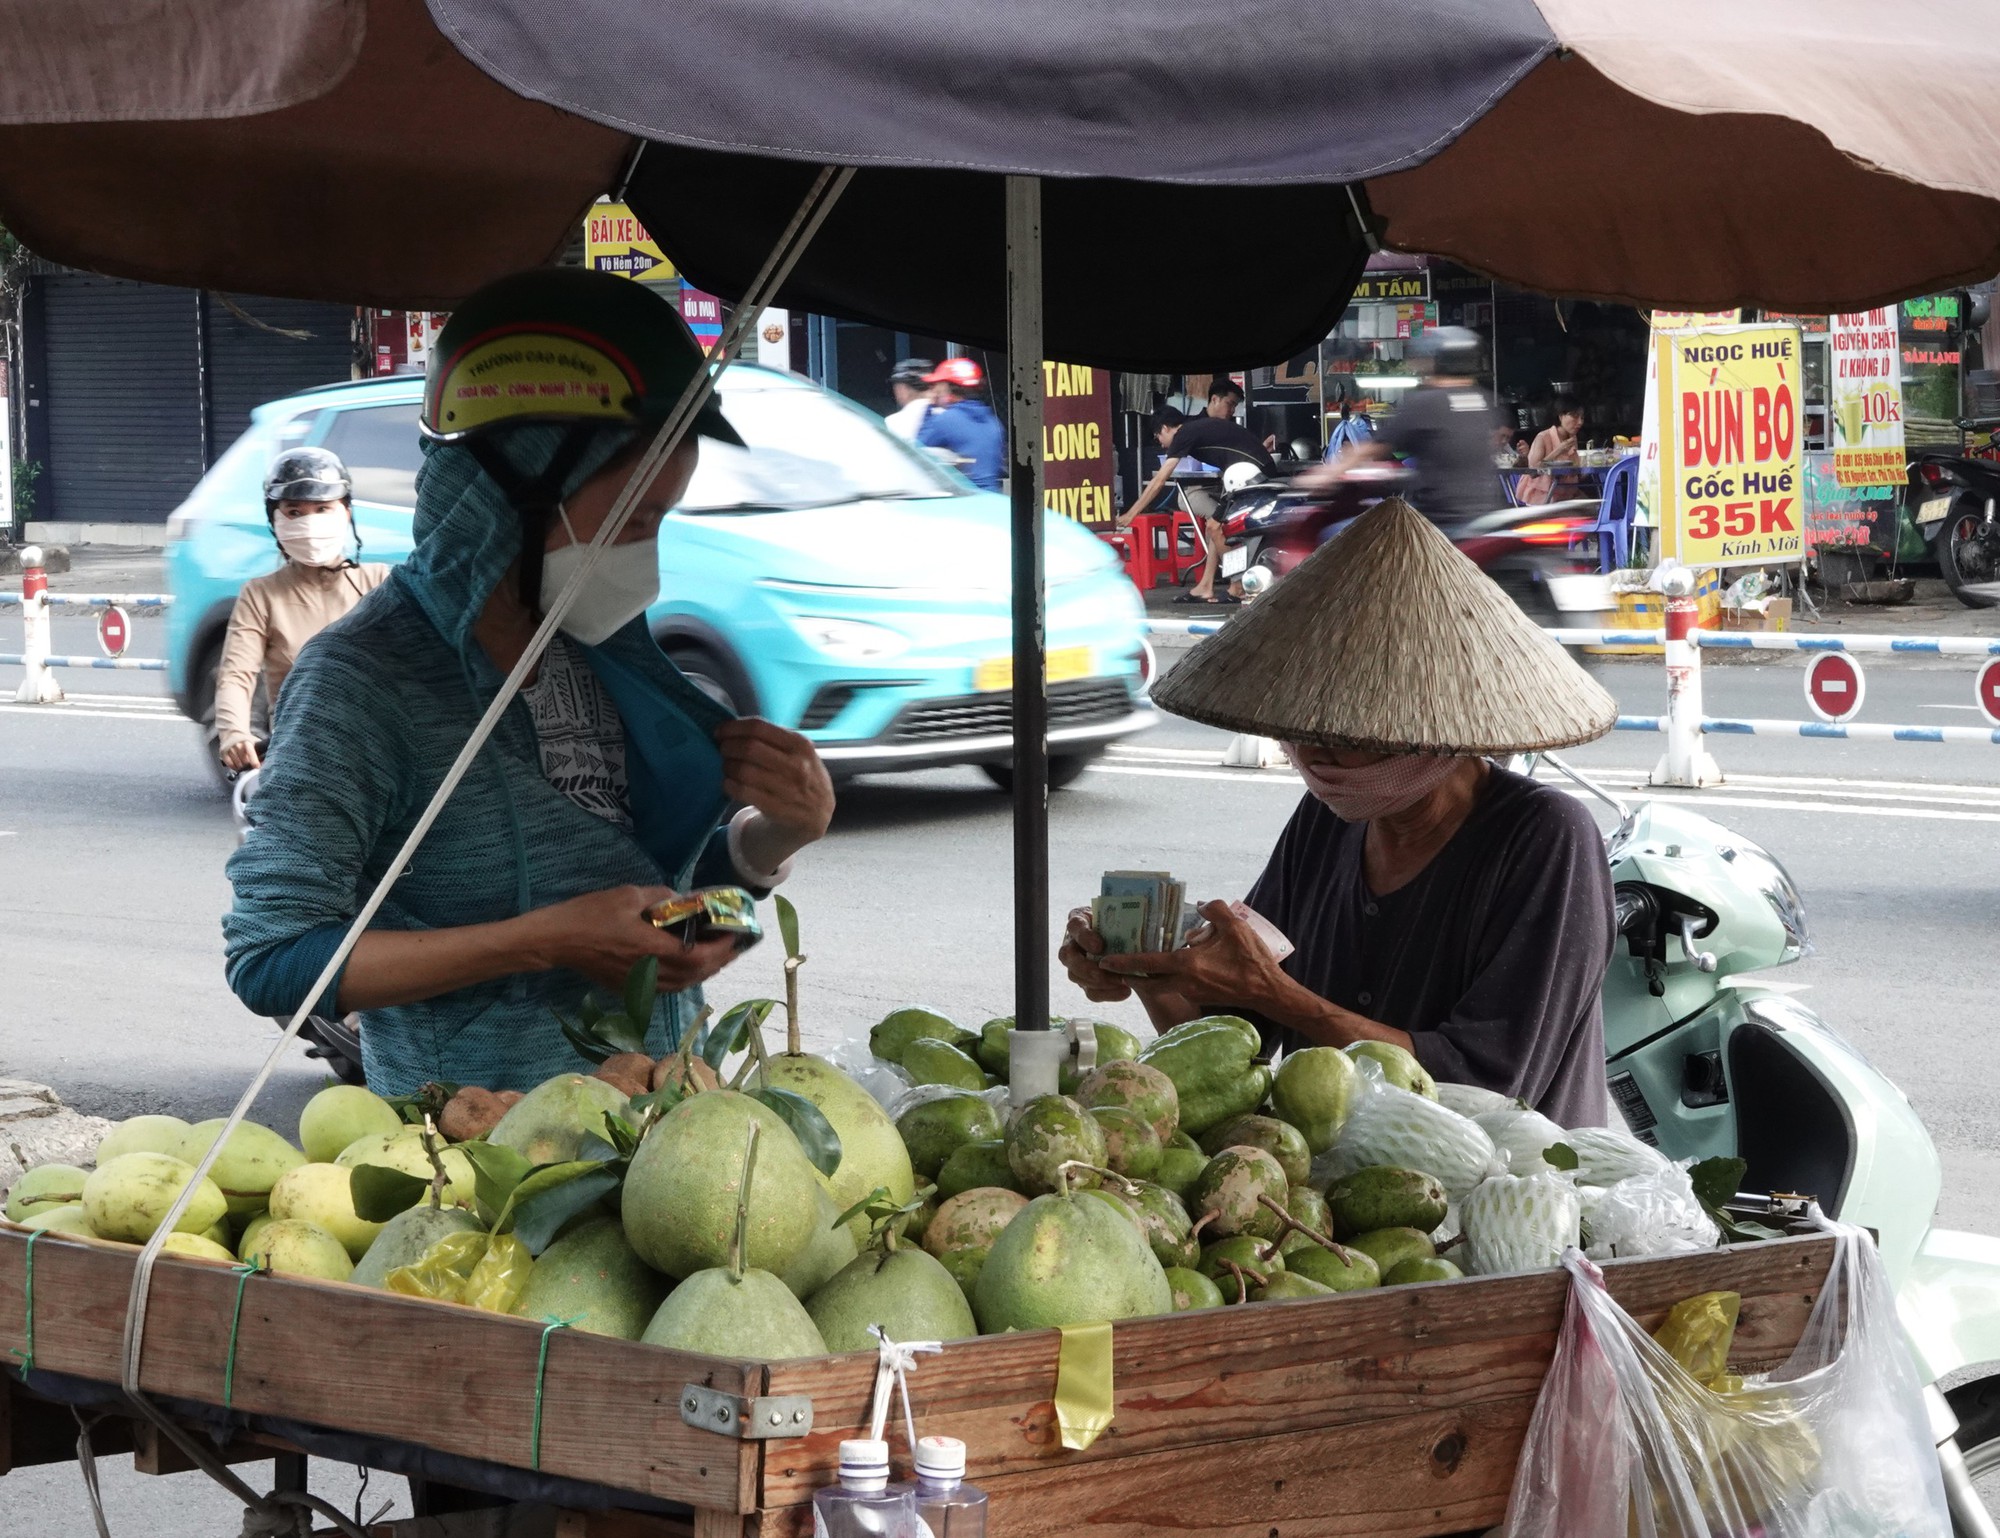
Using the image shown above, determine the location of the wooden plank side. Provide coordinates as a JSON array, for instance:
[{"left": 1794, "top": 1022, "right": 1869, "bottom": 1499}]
[
  {"left": 759, "top": 1236, "right": 1833, "bottom": 1506},
  {"left": 0, "top": 1231, "right": 759, "bottom": 1510}
]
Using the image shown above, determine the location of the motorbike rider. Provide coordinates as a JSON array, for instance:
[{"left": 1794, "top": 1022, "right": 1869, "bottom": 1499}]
[
  {"left": 1119, "top": 378, "right": 1277, "bottom": 604},
  {"left": 1303, "top": 326, "right": 1507, "bottom": 532},
  {"left": 883, "top": 357, "right": 935, "bottom": 442},
  {"left": 213, "top": 448, "right": 391, "bottom": 772},
  {"left": 1059, "top": 497, "right": 1620, "bottom": 1124},
  {"left": 915, "top": 357, "right": 1005, "bottom": 490},
  {"left": 223, "top": 268, "right": 835, "bottom": 1094}
]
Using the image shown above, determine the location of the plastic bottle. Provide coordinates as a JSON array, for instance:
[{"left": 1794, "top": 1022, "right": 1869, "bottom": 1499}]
[
  {"left": 903, "top": 1435, "right": 988, "bottom": 1537},
  {"left": 813, "top": 1438, "right": 920, "bottom": 1538}
]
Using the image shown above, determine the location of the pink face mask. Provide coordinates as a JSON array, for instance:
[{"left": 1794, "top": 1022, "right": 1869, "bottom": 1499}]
[{"left": 1282, "top": 745, "right": 1463, "bottom": 822}]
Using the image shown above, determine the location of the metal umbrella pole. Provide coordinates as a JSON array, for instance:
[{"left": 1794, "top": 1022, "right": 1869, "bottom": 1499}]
[{"left": 1003, "top": 175, "right": 1063, "bottom": 1103}]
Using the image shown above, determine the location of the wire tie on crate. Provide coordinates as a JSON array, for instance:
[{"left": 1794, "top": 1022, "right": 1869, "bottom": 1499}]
[
  {"left": 223, "top": 1257, "right": 267, "bottom": 1409},
  {"left": 530, "top": 1315, "right": 579, "bottom": 1470},
  {"left": 11, "top": 1228, "right": 43, "bottom": 1376}
]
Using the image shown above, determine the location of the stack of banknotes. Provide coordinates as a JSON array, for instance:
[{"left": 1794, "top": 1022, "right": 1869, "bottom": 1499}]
[{"left": 1089, "top": 869, "right": 1198, "bottom": 955}]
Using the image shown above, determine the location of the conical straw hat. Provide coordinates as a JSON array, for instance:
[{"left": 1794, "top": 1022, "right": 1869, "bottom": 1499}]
[{"left": 1149, "top": 498, "right": 1617, "bottom": 754}]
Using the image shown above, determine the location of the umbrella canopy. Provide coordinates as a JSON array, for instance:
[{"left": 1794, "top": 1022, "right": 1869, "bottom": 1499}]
[{"left": 3, "top": 0, "right": 1997, "bottom": 366}]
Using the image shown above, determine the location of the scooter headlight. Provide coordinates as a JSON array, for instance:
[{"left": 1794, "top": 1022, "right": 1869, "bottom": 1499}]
[{"left": 1719, "top": 836, "right": 1810, "bottom": 963}]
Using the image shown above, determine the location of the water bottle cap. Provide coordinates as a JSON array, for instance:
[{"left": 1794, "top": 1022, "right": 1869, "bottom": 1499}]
[
  {"left": 838, "top": 1438, "right": 891, "bottom": 1482},
  {"left": 914, "top": 1435, "right": 966, "bottom": 1480}
]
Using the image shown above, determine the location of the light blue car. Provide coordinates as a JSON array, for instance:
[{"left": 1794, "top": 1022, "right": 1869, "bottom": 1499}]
[{"left": 165, "top": 366, "right": 1154, "bottom": 784}]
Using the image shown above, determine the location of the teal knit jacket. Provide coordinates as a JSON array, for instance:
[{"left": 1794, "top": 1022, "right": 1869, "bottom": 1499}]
[{"left": 223, "top": 429, "right": 741, "bottom": 1093}]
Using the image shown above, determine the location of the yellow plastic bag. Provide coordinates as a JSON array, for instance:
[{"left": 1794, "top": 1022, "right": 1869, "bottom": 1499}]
[
  {"left": 1652, "top": 1289, "right": 1740, "bottom": 1388},
  {"left": 461, "top": 1232, "right": 532, "bottom": 1313},
  {"left": 384, "top": 1230, "right": 531, "bottom": 1313}
]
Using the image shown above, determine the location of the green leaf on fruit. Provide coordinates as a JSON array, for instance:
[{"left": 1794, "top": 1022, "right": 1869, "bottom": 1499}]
[
  {"left": 1689, "top": 1155, "right": 1747, "bottom": 1211},
  {"left": 494, "top": 1160, "right": 614, "bottom": 1236},
  {"left": 775, "top": 894, "right": 801, "bottom": 960},
  {"left": 623, "top": 956, "right": 659, "bottom": 1029},
  {"left": 456, "top": 1140, "right": 532, "bottom": 1227},
  {"left": 1543, "top": 1142, "right": 1580, "bottom": 1172},
  {"left": 385, "top": 1082, "right": 459, "bottom": 1126},
  {"left": 349, "top": 1164, "right": 431, "bottom": 1223},
  {"left": 700, "top": 999, "right": 778, "bottom": 1073},
  {"left": 600, "top": 1112, "right": 642, "bottom": 1160},
  {"left": 750, "top": 1086, "right": 842, "bottom": 1177},
  {"left": 509, "top": 1167, "right": 625, "bottom": 1255},
  {"left": 833, "top": 1185, "right": 894, "bottom": 1231},
  {"left": 627, "top": 1084, "right": 683, "bottom": 1122}
]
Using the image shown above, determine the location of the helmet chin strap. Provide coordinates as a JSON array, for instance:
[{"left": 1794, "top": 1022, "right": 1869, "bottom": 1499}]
[{"left": 464, "top": 425, "right": 603, "bottom": 609}]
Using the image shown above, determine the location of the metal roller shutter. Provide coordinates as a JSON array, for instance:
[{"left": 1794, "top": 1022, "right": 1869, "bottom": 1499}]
[
  {"left": 40, "top": 275, "right": 201, "bottom": 525},
  {"left": 203, "top": 294, "right": 356, "bottom": 455}
]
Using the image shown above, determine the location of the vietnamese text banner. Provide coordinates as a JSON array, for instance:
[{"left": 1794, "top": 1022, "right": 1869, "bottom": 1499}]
[
  {"left": 1659, "top": 325, "right": 1805, "bottom": 570},
  {"left": 1829, "top": 309, "right": 1905, "bottom": 488},
  {"left": 1042, "top": 362, "right": 1114, "bottom": 526}
]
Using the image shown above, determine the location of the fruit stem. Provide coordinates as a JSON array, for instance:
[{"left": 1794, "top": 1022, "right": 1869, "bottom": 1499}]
[
  {"left": 783, "top": 954, "right": 805, "bottom": 1057},
  {"left": 1059, "top": 1159, "right": 1138, "bottom": 1195},
  {"left": 1435, "top": 1232, "right": 1465, "bottom": 1255},
  {"left": 730, "top": 1119, "right": 761, "bottom": 1285},
  {"left": 1255, "top": 1194, "right": 1355, "bottom": 1266},
  {"left": 419, "top": 1115, "right": 448, "bottom": 1211}
]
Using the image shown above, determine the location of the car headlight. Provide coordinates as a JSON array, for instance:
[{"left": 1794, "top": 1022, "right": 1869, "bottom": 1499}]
[
  {"left": 786, "top": 615, "right": 909, "bottom": 661},
  {"left": 1719, "top": 836, "right": 1810, "bottom": 962}
]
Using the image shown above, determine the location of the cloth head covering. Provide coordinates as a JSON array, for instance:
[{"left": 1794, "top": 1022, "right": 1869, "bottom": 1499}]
[{"left": 1149, "top": 497, "right": 1617, "bottom": 754}]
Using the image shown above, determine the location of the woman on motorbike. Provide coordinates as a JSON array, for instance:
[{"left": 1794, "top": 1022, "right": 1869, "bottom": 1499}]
[
  {"left": 1058, "top": 498, "right": 1620, "bottom": 1124},
  {"left": 223, "top": 269, "right": 834, "bottom": 1093}
]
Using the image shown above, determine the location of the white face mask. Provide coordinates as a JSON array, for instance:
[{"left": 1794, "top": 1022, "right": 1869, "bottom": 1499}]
[
  {"left": 274, "top": 509, "right": 351, "bottom": 567},
  {"left": 538, "top": 506, "right": 661, "bottom": 646}
]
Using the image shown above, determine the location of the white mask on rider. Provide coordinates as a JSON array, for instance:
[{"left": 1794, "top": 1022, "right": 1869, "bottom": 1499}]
[
  {"left": 274, "top": 510, "right": 352, "bottom": 568},
  {"left": 538, "top": 504, "right": 661, "bottom": 646}
]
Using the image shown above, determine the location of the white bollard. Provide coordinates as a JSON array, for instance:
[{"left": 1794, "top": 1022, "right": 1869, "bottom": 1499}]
[
  {"left": 13, "top": 546, "right": 64, "bottom": 704},
  {"left": 1650, "top": 566, "right": 1719, "bottom": 787},
  {"left": 1222, "top": 733, "right": 1282, "bottom": 768}
]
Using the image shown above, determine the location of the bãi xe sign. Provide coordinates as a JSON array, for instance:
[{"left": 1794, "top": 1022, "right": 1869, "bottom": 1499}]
[{"left": 1657, "top": 324, "right": 1805, "bottom": 571}]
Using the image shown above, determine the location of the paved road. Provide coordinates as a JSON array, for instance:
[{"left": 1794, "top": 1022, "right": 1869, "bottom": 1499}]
[{"left": 4, "top": 609, "right": 2000, "bottom": 1530}]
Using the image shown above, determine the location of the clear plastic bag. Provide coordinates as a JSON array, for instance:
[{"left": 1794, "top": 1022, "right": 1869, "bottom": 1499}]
[
  {"left": 1318, "top": 1073, "right": 1503, "bottom": 1201},
  {"left": 827, "top": 1035, "right": 914, "bottom": 1111},
  {"left": 1498, "top": 1216, "right": 1950, "bottom": 1538},
  {"left": 1578, "top": 1163, "right": 1720, "bottom": 1261}
]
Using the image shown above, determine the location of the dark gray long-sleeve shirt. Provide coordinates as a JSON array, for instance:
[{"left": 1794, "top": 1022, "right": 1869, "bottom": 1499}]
[{"left": 1243, "top": 768, "right": 1615, "bottom": 1127}]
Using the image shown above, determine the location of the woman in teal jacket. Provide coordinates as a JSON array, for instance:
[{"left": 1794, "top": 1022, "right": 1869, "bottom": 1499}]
[{"left": 223, "top": 270, "right": 834, "bottom": 1093}]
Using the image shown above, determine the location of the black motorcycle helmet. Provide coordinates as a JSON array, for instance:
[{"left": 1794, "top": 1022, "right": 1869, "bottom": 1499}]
[{"left": 263, "top": 447, "right": 351, "bottom": 512}]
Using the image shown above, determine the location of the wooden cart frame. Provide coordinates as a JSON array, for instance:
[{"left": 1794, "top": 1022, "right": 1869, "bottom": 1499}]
[{"left": 0, "top": 1226, "right": 1837, "bottom": 1536}]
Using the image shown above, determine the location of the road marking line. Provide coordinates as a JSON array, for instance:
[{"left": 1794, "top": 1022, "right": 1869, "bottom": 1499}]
[
  {"left": 0, "top": 703, "right": 189, "bottom": 723},
  {"left": 1554, "top": 766, "right": 2000, "bottom": 796},
  {"left": 1922, "top": 704, "right": 1982, "bottom": 712}
]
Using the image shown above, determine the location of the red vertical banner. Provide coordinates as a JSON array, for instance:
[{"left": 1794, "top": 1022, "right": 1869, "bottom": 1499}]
[{"left": 1041, "top": 362, "right": 1114, "bottom": 526}]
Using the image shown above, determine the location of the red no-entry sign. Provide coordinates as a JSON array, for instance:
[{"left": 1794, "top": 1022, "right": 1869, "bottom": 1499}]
[
  {"left": 97, "top": 605, "right": 130, "bottom": 658},
  {"left": 1977, "top": 658, "right": 2000, "bottom": 727},
  {"left": 1804, "top": 652, "right": 1866, "bottom": 723}
]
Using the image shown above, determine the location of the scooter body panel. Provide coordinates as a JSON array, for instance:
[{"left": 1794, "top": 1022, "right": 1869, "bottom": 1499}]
[{"left": 1899, "top": 1226, "right": 2000, "bottom": 1383}]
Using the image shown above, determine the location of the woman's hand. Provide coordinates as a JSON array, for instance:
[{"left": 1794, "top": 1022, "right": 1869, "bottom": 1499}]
[
  {"left": 717, "top": 718, "right": 835, "bottom": 859},
  {"left": 518, "top": 884, "right": 740, "bottom": 994},
  {"left": 1060, "top": 907, "right": 1134, "bottom": 1003},
  {"left": 220, "top": 739, "right": 261, "bottom": 772},
  {"left": 1097, "top": 899, "right": 1292, "bottom": 1013}
]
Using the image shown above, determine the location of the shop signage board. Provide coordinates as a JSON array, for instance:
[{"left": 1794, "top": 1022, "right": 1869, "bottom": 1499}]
[
  {"left": 1348, "top": 270, "right": 1431, "bottom": 303},
  {"left": 678, "top": 284, "right": 724, "bottom": 352},
  {"left": 1802, "top": 451, "right": 1897, "bottom": 552},
  {"left": 1042, "top": 362, "right": 1114, "bottom": 526},
  {"left": 1636, "top": 313, "right": 1742, "bottom": 528},
  {"left": 583, "top": 200, "right": 677, "bottom": 285},
  {"left": 1656, "top": 324, "right": 1806, "bottom": 570},
  {"left": 1828, "top": 309, "right": 1903, "bottom": 487}
]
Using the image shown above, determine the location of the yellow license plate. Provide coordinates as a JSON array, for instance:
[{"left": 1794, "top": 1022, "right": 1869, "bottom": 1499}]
[{"left": 975, "top": 646, "right": 1093, "bottom": 692}]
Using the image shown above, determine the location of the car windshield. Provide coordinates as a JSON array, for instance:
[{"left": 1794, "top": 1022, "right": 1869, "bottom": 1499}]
[{"left": 682, "top": 380, "right": 963, "bottom": 513}]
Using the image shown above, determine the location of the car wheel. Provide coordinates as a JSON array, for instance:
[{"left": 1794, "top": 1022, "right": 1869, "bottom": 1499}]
[
  {"left": 981, "top": 751, "right": 1099, "bottom": 793},
  {"left": 661, "top": 640, "right": 757, "bottom": 716}
]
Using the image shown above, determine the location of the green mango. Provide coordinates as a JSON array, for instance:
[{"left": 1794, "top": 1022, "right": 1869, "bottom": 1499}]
[
  {"left": 901, "top": 1038, "right": 988, "bottom": 1091},
  {"left": 1138, "top": 1020, "right": 1270, "bottom": 1136},
  {"left": 1279, "top": 1186, "right": 1335, "bottom": 1256},
  {"left": 1325, "top": 1166, "right": 1449, "bottom": 1239},
  {"left": 935, "top": 1140, "right": 1022, "bottom": 1200},
  {"left": 1346, "top": 1226, "right": 1438, "bottom": 1277},
  {"left": 1153, "top": 1146, "right": 1208, "bottom": 1201},
  {"left": 1197, "top": 1235, "right": 1283, "bottom": 1303},
  {"left": 1285, "top": 1242, "right": 1381, "bottom": 1292},
  {"left": 1383, "top": 1256, "right": 1464, "bottom": 1285},
  {"left": 1197, "top": 1115, "right": 1311, "bottom": 1186},
  {"left": 1165, "top": 1266, "right": 1226, "bottom": 1310},
  {"left": 871, "top": 1008, "right": 973, "bottom": 1065},
  {"left": 1252, "top": 1272, "right": 1337, "bottom": 1302}
]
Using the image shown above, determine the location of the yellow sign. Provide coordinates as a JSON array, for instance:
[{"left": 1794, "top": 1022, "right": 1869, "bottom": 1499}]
[
  {"left": 584, "top": 201, "right": 677, "bottom": 285},
  {"left": 1650, "top": 310, "right": 1742, "bottom": 331},
  {"left": 975, "top": 646, "right": 1093, "bottom": 693},
  {"left": 1658, "top": 325, "right": 1805, "bottom": 570},
  {"left": 428, "top": 328, "right": 637, "bottom": 437}
]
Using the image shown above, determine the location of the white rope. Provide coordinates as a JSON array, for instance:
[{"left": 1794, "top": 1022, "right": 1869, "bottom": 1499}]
[
  {"left": 866, "top": 1325, "right": 942, "bottom": 1451},
  {"left": 110, "top": 162, "right": 855, "bottom": 1482}
]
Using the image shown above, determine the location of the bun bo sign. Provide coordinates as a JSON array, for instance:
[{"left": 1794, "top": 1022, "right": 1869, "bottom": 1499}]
[{"left": 1656, "top": 324, "right": 1805, "bottom": 570}]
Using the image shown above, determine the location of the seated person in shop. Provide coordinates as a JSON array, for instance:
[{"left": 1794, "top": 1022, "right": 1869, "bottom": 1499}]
[
  {"left": 1521, "top": 394, "right": 1585, "bottom": 503},
  {"left": 1058, "top": 498, "right": 1619, "bottom": 1124},
  {"left": 1119, "top": 379, "right": 1278, "bottom": 605}
]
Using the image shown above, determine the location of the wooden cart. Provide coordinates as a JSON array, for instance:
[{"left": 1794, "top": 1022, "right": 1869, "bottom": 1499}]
[{"left": 0, "top": 1225, "right": 1837, "bottom": 1536}]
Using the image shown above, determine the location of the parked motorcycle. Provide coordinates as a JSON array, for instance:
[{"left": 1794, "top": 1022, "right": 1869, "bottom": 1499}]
[
  {"left": 1910, "top": 433, "right": 2000, "bottom": 608},
  {"left": 1533, "top": 753, "right": 2000, "bottom": 1532}
]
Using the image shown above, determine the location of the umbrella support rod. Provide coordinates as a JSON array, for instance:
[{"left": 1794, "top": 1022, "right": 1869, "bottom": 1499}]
[{"left": 1005, "top": 174, "right": 1054, "bottom": 1076}]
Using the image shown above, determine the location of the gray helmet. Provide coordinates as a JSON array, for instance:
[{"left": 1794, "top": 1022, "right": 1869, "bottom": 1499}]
[
  {"left": 889, "top": 357, "right": 935, "bottom": 386},
  {"left": 1410, "top": 325, "right": 1485, "bottom": 375},
  {"left": 263, "top": 446, "right": 351, "bottom": 506}
]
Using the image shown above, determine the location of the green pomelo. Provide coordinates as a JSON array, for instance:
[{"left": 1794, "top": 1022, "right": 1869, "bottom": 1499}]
[
  {"left": 351, "top": 1204, "right": 484, "bottom": 1288},
  {"left": 975, "top": 1020, "right": 1012, "bottom": 1078},
  {"left": 242, "top": 1217, "right": 355, "bottom": 1281},
  {"left": 1197, "top": 1115, "right": 1310, "bottom": 1186},
  {"left": 334, "top": 1132, "right": 476, "bottom": 1209},
  {"left": 83, "top": 1153, "right": 227, "bottom": 1243},
  {"left": 172, "top": 1119, "right": 307, "bottom": 1219},
  {"left": 871, "top": 1007, "right": 970, "bottom": 1065},
  {"left": 1384, "top": 1256, "right": 1463, "bottom": 1285},
  {"left": 756, "top": 1054, "right": 917, "bottom": 1217},
  {"left": 924, "top": 1188, "right": 1029, "bottom": 1258},
  {"left": 1253, "top": 1272, "right": 1337, "bottom": 1301},
  {"left": 512, "top": 1219, "right": 669, "bottom": 1340},
  {"left": 1347, "top": 1227, "right": 1438, "bottom": 1276},
  {"left": 936, "top": 1246, "right": 986, "bottom": 1303},
  {"left": 1192, "top": 1147, "right": 1288, "bottom": 1241},
  {"left": 298, "top": 1085, "right": 404, "bottom": 1164},
  {"left": 236, "top": 1212, "right": 278, "bottom": 1259},
  {"left": 1169, "top": 1129, "right": 1202, "bottom": 1153},
  {"left": 641, "top": 1268, "right": 827, "bottom": 1360},
  {"left": 95, "top": 1115, "right": 192, "bottom": 1165},
  {"left": 779, "top": 1186, "right": 861, "bottom": 1300},
  {"left": 1166, "top": 1266, "right": 1225, "bottom": 1310},
  {"left": 1284, "top": 1243, "right": 1381, "bottom": 1292},
  {"left": 1326, "top": 1167, "right": 1449, "bottom": 1239},
  {"left": 1090, "top": 1107, "right": 1163, "bottom": 1182},
  {"left": 1004, "top": 1095, "right": 1107, "bottom": 1195},
  {"left": 6, "top": 1164, "right": 88, "bottom": 1222},
  {"left": 487, "top": 1075, "right": 630, "bottom": 1166},
  {"left": 1126, "top": 1181, "right": 1198, "bottom": 1270},
  {"left": 1075, "top": 1059, "right": 1179, "bottom": 1146},
  {"left": 160, "top": 1232, "right": 237, "bottom": 1263},
  {"left": 901, "top": 1038, "right": 987, "bottom": 1091},
  {"left": 1153, "top": 1146, "right": 1208, "bottom": 1201},
  {"left": 972, "top": 1190, "right": 1173, "bottom": 1333},
  {"left": 622, "top": 1091, "right": 819, "bottom": 1280},
  {"left": 1269, "top": 1047, "right": 1364, "bottom": 1154},
  {"left": 1345, "top": 1041, "right": 1438, "bottom": 1099},
  {"left": 1197, "top": 1236, "right": 1283, "bottom": 1303},
  {"left": 1084, "top": 1187, "right": 1138, "bottom": 1225},
  {"left": 1279, "top": 1186, "right": 1335, "bottom": 1256},
  {"left": 1058, "top": 1022, "right": 1143, "bottom": 1094},
  {"left": 269, "top": 1162, "right": 382, "bottom": 1259},
  {"left": 808, "top": 1246, "right": 977, "bottom": 1352},
  {"left": 23, "top": 1205, "right": 98, "bottom": 1237},
  {"left": 935, "top": 1140, "right": 1020, "bottom": 1200},
  {"left": 896, "top": 1092, "right": 1002, "bottom": 1182}
]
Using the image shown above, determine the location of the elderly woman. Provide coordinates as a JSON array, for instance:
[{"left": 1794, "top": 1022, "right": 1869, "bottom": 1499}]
[{"left": 1059, "top": 497, "right": 1618, "bottom": 1124}]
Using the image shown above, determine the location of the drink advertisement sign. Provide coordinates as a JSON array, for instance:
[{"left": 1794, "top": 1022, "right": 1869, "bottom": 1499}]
[
  {"left": 1828, "top": 308, "right": 1904, "bottom": 487},
  {"left": 1657, "top": 324, "right": 1806, "bottom": 570}
]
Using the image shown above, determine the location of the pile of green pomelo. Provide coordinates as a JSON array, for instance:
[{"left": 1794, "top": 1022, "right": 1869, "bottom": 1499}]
[{"left": 2, "top": 1000, "right": 1685, "bottom": 1358}]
